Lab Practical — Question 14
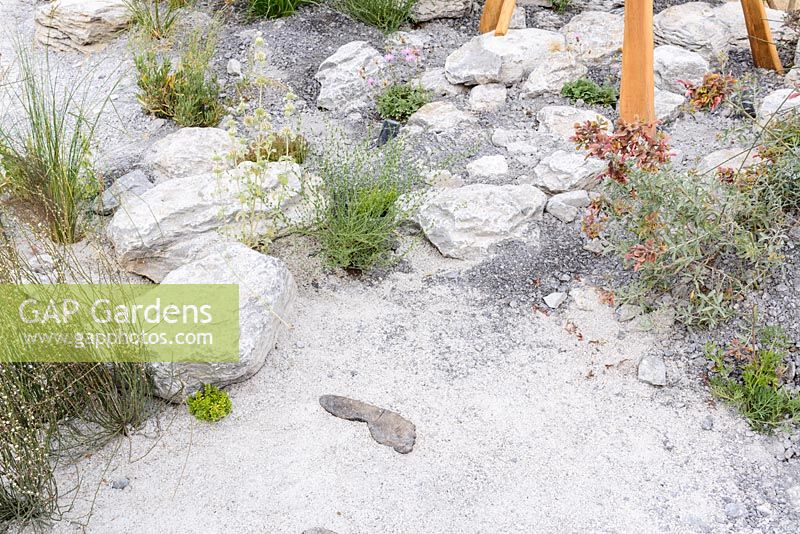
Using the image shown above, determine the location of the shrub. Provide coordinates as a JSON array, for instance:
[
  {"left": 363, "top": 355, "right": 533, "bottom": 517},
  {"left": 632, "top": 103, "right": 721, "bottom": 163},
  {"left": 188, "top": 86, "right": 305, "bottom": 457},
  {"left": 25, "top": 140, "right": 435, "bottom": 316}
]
[
  {"left": 376, "top": 82, "right": 429, "bottom": 122},
  {"left": 707, "top": 325, "right": 800, "bottom": 431},
  {"left": 248, "top": 0, "right": 308, "bottom": 19},
  {"left": 0, "top": 46, "right": 106, "bottom": 244},
  {"left": 679, "top": 72, "right": 737, "bottom": 112},
  {"left": 187, "top": 384, "right": 233, "bottom": 422},
  {"left": 573, "top": 119, "right": 791, "bottom": 327},
  {"left": 333, "top": 0, "right": 416, "bottom": 34},
  {"left": 561, "top": 78, "right": 618, "bottom": 107},
  {"left": 307, "top": 135, "right": 421, "bottom": 271},
  {"left": 134, "top": 29, "right": 224, "bottom": 127}
]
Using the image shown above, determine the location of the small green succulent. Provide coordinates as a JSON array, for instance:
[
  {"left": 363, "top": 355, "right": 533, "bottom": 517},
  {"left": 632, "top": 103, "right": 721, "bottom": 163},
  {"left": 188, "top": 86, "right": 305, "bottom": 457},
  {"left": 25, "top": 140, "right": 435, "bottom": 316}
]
[{"left": 187, "top": 384, "right": 232, "bottom": 422}]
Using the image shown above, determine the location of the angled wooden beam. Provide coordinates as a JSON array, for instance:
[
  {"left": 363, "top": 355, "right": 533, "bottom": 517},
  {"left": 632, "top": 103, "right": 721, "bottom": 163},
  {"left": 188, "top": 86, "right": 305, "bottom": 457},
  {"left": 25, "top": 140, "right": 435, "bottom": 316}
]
[
  {"left": 479, "top": 0, "right": 505, "bottom": 34},
  {"left": 740, "top": 0, "right": 783, "bottom": 73},
  {"left": 494, "top": 0, "right": 517, "bottom": 36},
  {"left": 619, "top": 0, "right": 656, "bottom": 128}
]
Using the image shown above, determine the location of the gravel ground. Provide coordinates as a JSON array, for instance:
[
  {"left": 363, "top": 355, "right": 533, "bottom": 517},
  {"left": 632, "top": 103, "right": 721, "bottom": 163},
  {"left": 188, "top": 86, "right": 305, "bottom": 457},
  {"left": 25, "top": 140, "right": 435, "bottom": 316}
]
[{"left": 3, "top": 0, "right": 800, "bottom": 532}]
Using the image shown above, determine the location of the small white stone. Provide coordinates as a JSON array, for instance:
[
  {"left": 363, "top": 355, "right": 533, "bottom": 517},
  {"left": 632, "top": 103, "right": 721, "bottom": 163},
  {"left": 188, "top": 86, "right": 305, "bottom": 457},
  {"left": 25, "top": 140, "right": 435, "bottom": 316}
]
[
  {"left": 543, "top": 292, "right": 567, "bottom": 309},
  {"left": 227, "top": 58, "right": 242, "bottom": 76},
  {"left": 638, "top": 354, "right": 667, "bottom": 386}
]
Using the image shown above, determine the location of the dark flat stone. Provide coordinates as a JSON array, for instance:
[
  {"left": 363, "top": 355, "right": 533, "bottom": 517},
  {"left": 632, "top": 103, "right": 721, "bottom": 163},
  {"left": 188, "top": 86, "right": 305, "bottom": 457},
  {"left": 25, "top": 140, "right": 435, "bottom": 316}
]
[{"left": 319, "top": 395, "right": 416, "bottom": 454}]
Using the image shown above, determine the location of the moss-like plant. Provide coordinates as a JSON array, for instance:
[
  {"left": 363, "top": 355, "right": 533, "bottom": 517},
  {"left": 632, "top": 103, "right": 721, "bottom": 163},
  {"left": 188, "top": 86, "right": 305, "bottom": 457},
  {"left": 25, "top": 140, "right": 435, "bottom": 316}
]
[
  {"left": 376, "top": 82, "right": 429, "bottom": 122},
  {"left": 561, "top": 78, "right": 618, "bottom": 108},
  {"left": 187, "top": 384, "right": 233, "bottom": 422}
]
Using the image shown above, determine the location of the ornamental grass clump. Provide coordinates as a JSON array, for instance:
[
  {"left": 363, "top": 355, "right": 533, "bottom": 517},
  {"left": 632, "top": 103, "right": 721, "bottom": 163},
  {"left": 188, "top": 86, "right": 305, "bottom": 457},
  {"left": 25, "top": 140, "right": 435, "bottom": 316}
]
[
  {"left": 0, "top": 46, "right": 108, "bottom": 244},
  {"left": 334, "top": 0, "right": 416, "bottom": 34},
  {"left": 0, "top": 236, "right": 155, "bottom": 525}
]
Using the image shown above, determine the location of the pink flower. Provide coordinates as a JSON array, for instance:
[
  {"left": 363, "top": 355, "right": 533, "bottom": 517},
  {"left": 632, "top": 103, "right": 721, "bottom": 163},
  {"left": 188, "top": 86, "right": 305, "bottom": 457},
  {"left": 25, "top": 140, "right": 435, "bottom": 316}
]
[
  {"left": 367, "top": 77, "right": 376, "bottom": 88},
  {"left": 384, "top": 53, "right": 395, "bottom": 62}
]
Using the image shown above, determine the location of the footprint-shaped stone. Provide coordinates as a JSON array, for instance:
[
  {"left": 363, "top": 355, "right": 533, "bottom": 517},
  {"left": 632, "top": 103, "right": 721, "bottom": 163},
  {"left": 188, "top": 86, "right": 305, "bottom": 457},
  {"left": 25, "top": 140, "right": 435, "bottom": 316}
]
[{"left": 319, "top": 395, "right": 416, "bottom": 454}]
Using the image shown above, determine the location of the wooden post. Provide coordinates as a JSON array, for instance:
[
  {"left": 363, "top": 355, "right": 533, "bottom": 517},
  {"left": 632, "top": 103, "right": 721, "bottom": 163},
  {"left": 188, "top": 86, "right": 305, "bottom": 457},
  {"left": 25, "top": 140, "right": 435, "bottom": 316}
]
[
  {"left": 741, "top": 0, "right": 783, "bottom": 73},
  {"left": 479, "top": 0, "right": 505, "bottom": 34},
  {"left": 619, "top": 0, "right": 656, "bottom": 128},
  {"left": 494, "top": 0, "right": 517, "bottom": 36}
]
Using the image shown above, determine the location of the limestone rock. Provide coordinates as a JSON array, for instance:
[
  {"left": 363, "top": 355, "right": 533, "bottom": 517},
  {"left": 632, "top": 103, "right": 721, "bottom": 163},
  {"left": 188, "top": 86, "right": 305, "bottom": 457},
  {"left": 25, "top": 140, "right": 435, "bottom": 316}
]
[
  {"left": 142, "top": 128, "right": 235, "bottom": 183},
  {"left": 521, "top": 51, "right": 587, "bottom": 98},
  {"left": 638, "top": 354, "right": 667, "bottom": 386},
  {"left": 407, "top": 101, "right": 475, "bottom": 132},
  {"left": 445, "top": 29, "right": 566, "bottom": 85},
  {"left": 150, "top": 240, "right": 295, "bottom": 400},
  {"left": 528, "top": 150, "right": 605, "bottom": 193},
  {"left": 35, "top": 0, "right": 130, "bottom": 53},
  {"left": 757, "top": 88, "right": 800, "bottom": 127},
  {"left": 696, "top": 147, "right": 759, "bottom": 174},
  {"left": 546, "top": 190, "right": 590, "bottom": 223},
  {"left": 466, "top": 155, "right": 509, "bottom": 180},
  {"left": 654, "top": 2, "right": 731, "bottom": 58},
  {"left": 416, "top": 184, "right": 547, "bottom": 259},
  {"left": 468, "top": 83, "right": 507, "bottom": 112},
  {"left": 411, "top": 0, "right": 469, "bottom": 22},
  {"left": 419, "top": 68, "right": 467, "bottom": 97},
  {"left": 315, "top": 41, "right": 383, "bottom": 113},
  {"left": 560, "top": 11, "right": 624, "bottom": 64},
  {"left": 713, "top": 2, "right": 795, "bottom": 47},
  {"left": 108, "top": 162, "right": 303, "bottom": 282},
  {"left": 95, "top": 169, "right": 154, "bottom": 216},
  {"left": 653, "top": 45, "right": 709, "bottom": 94},
  {"left": 536, "top": 105, "right": 611, "bottom": 141},
  {"left": 654, "top": 89, "right": 686, "bottom": 122}
]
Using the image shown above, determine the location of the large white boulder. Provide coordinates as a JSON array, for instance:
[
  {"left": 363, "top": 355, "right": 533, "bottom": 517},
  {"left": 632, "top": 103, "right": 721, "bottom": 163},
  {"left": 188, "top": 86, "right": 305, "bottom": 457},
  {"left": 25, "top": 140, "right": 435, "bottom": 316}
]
[
  {"left": 757, "top": 88, "right": 800, "bottom": 127},
  {"left": 142, "top": 128, "right": 235, "bottom": 183},
  {"left": 537, "top": 106, "right": 611, "bottom": 141},
  {"left": 315, "top": 41, "right": 384, "bottom": 113},
  {"left": 35, "top": 0, "right": 130, "bottom": 53},
  {"left": 108, "top": 161, "right": 303, "bottom": 282},
  {"left": 560, "top": 11, "right": 624, "bottom": 64},
  {"left": 445, "top": 29, "right": 566, "bottom": 85},
  {"left": 653, "top": 45, "right": 709, "bottom": 94},
  {"left": 654, "top": 2, "right": 732, "bottom": 58},
  {"left": 411, "top": 0, "right": 470, "bottom": 21},
  {"left": 150, "top": 239, "right": 295, "bottom": 400},
  {"left": 521, "top": 51, "right": 587, "bottom": 98},
  {"left": 416, "top": 184, "right": 547, "bottom": 259},
  {"left": 713, "top": 2, "right": 795, "bottom": 47},
  {"left": 527, "top": 151, "right": 606, "bottom": 193}
]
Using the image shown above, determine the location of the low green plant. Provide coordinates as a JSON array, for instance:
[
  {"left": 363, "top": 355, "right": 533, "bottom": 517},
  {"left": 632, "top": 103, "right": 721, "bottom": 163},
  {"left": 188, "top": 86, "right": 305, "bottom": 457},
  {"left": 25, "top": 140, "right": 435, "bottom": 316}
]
[
  {"left": 187, "top": 384, "right": 233, "bottom": 422},
  {"left": 707, "top": 325, "right": 800, "bottom": 432},
  {"left": 561, "top": 78, "right": 618, "bottom": 107},
  {"left": 307, "top": 135, "right": 421, "bottom": 271},
  {"left": 333, "top": 0, "right": 416, "bottom": 34},
  {"left": 0, "top": 45, "right": 107, "bottom": 244},
  {"left": 248, "top": 0, "right": 308, "bottom": 18},
  {"left": 376, "top": 82, "right": 429, "bottom": 122},
  {"left": 551, "top": 0, "right": 572, "bottom": 13},
  {"left": 134, "top": 29, "right": 224, "bottom": 127}
]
